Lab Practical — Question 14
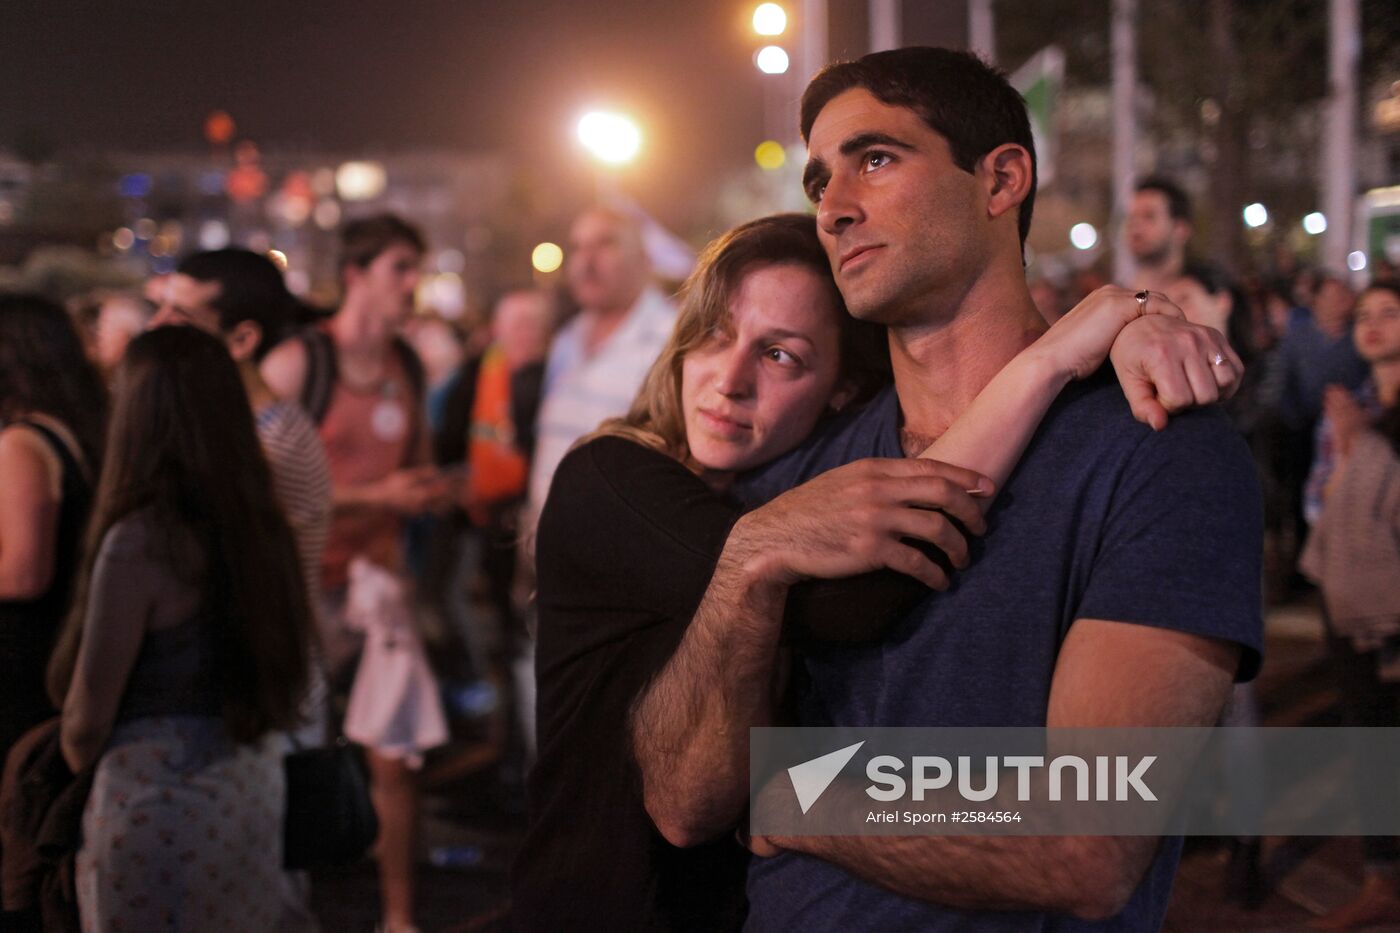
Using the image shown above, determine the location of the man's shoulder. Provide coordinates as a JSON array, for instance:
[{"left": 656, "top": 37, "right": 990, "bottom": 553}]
[{"left": 1042, "top": 368, "right": 1245, "bottom": 453}]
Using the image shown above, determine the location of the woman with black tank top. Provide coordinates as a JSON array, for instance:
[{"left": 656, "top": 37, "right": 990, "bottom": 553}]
[
  {"left": 0, "top": 294, "right": 105, "bottom": 770},
  {"left": 46, "top": 327, "right": 313, "bottom": 932}
]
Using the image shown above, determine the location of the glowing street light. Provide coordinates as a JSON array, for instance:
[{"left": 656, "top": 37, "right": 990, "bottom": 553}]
[
  {"left": 1242, "top": 202, "right": 1269, "bottom": 228},
  {"left": 756, "top": 45, "right": 790, "bottom": 75},
  {"left": 1302, "top": 211, "right": 1327, "bottom": 235},
  {"left": 577, "top": 111, "right": 642, "bottom": 165},
  {"left": 335, "top": 161, "right": 387, "bottom": 201},
  {"left": 754, "top": 140, "right": 786, "bottom": 171},
  {"left": 753, "top": 3, "right": 787, "bottom": 36},
  {"left": 532, "top": 242, "right": 564, "bottom": 274}
]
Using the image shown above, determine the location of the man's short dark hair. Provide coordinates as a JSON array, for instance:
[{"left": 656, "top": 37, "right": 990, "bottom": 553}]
[
  {"left": 176, "top": 249, "right": 301, "bottom": 360},
  {"left": 800, "top": 47, "right": 1037, "bottom": 249},
  {"left": 1135, "top": 176, "right": 1192, "bottom": 224},
  {"left": 339, "top": 213, "right": 426, "bottom": 271}
]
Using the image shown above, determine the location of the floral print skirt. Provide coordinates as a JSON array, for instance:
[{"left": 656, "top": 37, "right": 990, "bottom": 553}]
[{"left": 76, "top": 716, "right": 286, "bottom": 933}]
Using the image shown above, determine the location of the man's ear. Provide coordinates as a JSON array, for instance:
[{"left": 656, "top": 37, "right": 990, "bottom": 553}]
[
  {"left": 981, "top": 143, "right": 1034, "bottom": 221},
  {"left": 226, "top": 320, "right": 263, "bottom": 363}
]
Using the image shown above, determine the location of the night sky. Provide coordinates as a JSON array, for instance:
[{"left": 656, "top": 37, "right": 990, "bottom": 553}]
[{"left": 1, "top": 1, "right": 852, "bottom": 229}]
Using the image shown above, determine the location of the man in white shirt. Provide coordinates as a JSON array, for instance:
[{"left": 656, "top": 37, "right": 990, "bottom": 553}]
[{"left": 525, "top": 207, "right": 677, "bottom": 538}]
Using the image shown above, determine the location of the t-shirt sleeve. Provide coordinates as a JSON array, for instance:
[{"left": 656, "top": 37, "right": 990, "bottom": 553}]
[{"left": 1075, "top": 409, "right": 1264, "bottom": 681}]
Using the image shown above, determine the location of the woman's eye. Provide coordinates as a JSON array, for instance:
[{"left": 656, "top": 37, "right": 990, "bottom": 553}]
[{"left": 765, "top": 347, "right": 800, "bottom": 366}]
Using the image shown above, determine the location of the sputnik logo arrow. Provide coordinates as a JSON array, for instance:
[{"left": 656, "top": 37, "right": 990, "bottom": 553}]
[{"left": 787, "top": 741, "right": 865, "bottom": 814}]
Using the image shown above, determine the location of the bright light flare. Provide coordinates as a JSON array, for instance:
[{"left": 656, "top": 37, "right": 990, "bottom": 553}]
[
  {"left": 577, "top": 112, "right": 642, "bottom": 165},
  {"left": 756, "top": 45, "right": 790, "bottom": 74},
  {"left": 1302, "top": 212, "right": 1327, "bottom": 235},
  {"left": 753, "top": 3, "right": 787, "bottom": 36},
  {"left": 532, "top": 242, "right": 564, "bottom": 274},
  {"left": 335, "top": 161, "right": 387, "bottom": 201},
  {"left": 1069, "top": 222, "right": 1098, "bottom": 250},
  {"left": 1242, "top": 202, "right": 1268, "bottom": 228},
  {"left": 1348, "top": 251, "right": 1368, "bottom": 272},
  {"left": 754, "top": 140, "right": 786, "bottom": 171}
]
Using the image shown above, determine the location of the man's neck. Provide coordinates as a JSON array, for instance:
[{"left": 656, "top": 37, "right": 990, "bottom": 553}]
[
  {"left": 1133, "top": 254, "right": 1182, "bottom": 293},
  {"left": 582, "top": 289, "right": 644, "bottom": 356},
  {"left": 331, "top": 296, "right": 395, "bottom": 356},
  {"left": 889, "top": 272, "right": 1046, "bottom": 445}
]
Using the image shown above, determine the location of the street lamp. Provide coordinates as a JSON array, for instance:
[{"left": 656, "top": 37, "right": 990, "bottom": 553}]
[
  {"left": 753, "top": 3, "right": 787, "bottom": 36},
  {"left": 756, "top": 45, "right": 790, "bottom": 75},
  {"left": 577, "top": 111, "right": 642, "bottom": 165}
]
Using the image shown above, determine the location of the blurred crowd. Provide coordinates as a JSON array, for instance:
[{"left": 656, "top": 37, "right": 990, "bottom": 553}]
[{"left": 1, "top": 168, "right": 1399, "bottom": 931}]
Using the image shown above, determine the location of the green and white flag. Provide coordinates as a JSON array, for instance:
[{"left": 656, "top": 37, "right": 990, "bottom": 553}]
[{"left": 1011, "top": 46, "right": 1065, "bottom": 186}]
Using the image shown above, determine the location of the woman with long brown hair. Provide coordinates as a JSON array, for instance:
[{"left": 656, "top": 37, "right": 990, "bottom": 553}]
[
  {"left": 47, "top": 325, "right": 312, "bottom": 932},
  {"left": 0, "top": 294, "right": 105, "bottom": 771},
  {"left": 512, "top": 213, "right": 1240, "bottom": 931}
]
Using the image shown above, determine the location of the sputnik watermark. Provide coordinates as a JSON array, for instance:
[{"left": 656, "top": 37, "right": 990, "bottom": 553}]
[
  {"left": 865, "top": 754, "right": 1156, "bottom": 803},
  {"left": 787, "top": 740, "right": 1155, "bottom": 813},
  {"left": 752, "top": 727, "right": 1400, "bottom": 837}
]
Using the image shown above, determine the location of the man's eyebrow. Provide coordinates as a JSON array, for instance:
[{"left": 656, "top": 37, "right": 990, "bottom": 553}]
[
  {"left": 803, "top": 132, "right": 918, "bottom": 197},
  {"left": 838, "top": 132, "right": 917, "bottom": 156}
]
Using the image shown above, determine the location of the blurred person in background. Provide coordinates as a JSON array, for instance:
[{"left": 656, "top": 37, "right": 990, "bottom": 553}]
[
  {"left": 147, "top": 249, "right": 333, "bottom": 930},
  {"left": 1289, "top": 275, "right": 1370, "bottom": 528},
  {"left": 0, "top": 295, "right": 105, "bottom": 774},
  {"left": 1256, "top": 272, "right": 1368, "bottom": 595},
  {"left": 47, "top": 326, "right": 311, "bottom": 932},
  {"left": 149, "top": 250, "right": 331, "bottom": 648},
  {"left": 404, "top": 313, "right": 467, "bottom": 428},
  {"left": 523, "top": 207, "right": 676, "bottom": 543},
  {"left": 72, "top": 292, "right": 152, "bottom": 379},
  {"left": 1300, "top": 281, "right": 1400, "bottom": 930},
  {"left": 263, "top": 214, "right": 449, "bottom": 933},
  {"left": 429, "top": 289, "right": 551, "bottom": 769},
  {"left": 1127, "top": 176, "right": 1193, "bottom": 294}
]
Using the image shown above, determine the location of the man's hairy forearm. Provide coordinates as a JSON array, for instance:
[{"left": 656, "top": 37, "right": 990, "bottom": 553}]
[
  {"left": 630, "top": 517, "right": 790, "bottom": 847},
  {"left": 758, "top": 773, "right": 1154, "bottom": 919},
  {"left": 777, "top": 827, "right": 1154, "bottom": 920}
]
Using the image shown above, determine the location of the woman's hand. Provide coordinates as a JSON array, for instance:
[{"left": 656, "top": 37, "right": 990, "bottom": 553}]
[
  {"left": 1030, "top": 286, "right": 1181, "bottom": 383},
  {"left": 1323, "top": 385, "right": 1367, "bottom": 458},
  {"left": 1027, "top": 286, "right": 1242, "bottom": 430},
  {"left": 1108, "top": 314, "right": 1242, "bottom": 431}
]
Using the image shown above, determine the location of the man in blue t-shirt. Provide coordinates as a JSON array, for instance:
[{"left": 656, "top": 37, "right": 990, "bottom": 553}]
[{"left": 629, "top": 47, "right": 1262, "bottom": 931}]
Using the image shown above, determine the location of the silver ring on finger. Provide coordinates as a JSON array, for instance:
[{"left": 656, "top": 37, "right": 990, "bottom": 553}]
[
  {"left": 1210, "top": 352, "right": 1227, "bottom": 367},
  {"left": 1135, "top": 290, "right": 1150, "bottom": 315}
]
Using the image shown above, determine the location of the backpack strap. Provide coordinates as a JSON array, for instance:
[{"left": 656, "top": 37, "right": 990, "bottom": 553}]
[
  {"left": 298, "top": 329, "right": 338, "bottom": 425},
  {"left": 390, "top": 336, "right": 427, "bottom": 467}
]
